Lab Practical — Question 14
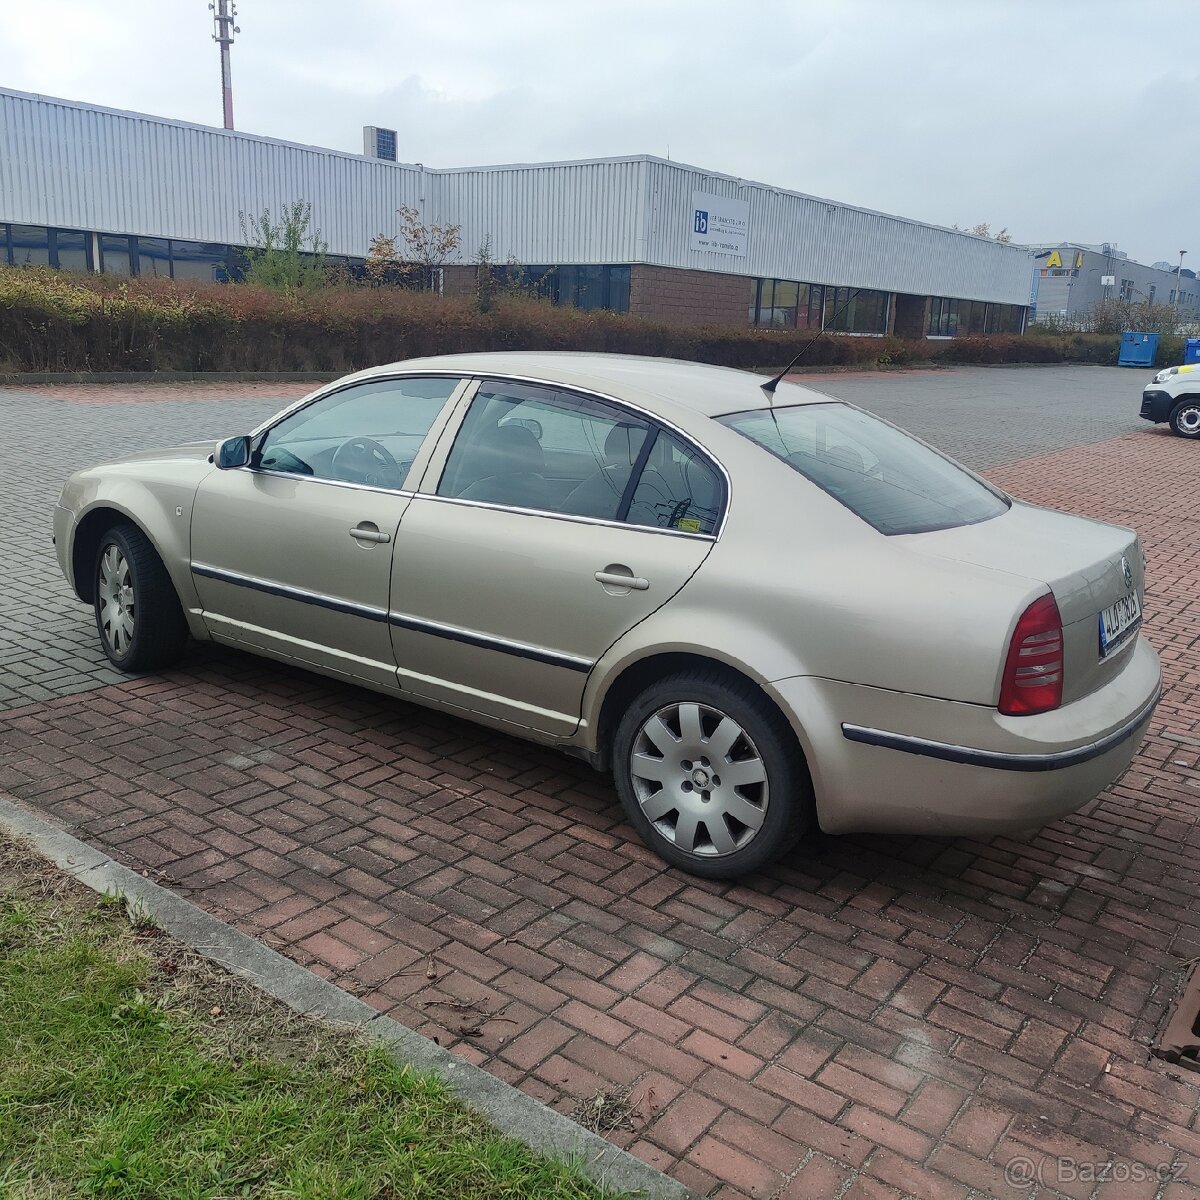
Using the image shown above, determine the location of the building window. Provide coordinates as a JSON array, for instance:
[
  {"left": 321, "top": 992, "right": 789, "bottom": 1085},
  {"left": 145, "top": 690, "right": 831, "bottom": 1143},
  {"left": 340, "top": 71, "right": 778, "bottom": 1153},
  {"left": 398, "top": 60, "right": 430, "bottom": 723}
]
[
  {"left": 929, "top": 298, "right": 1023, "bottom": 336},
  {"left": 169, "top": 240, "right": 236, "bottom": 282},
  {"left": 494, "top": 264, "right": 630, "bottom": 312},
  {"left": 749, "top": 278, "right": 824, "bottom": 329},
  {"left": 9, "top": 225, "right": 51, "bottom": 267},
  {"left": 824, "top": 287, "right": 888, "bottom": 334},
  {"left": 927, "top": 297, "right": 959, "bottom": 336},
  {"left": 100, "top": 235, "right": 133, "bottom": 275},
  {"left": 138, "top": 237, "right": 172, "bottom": 277},
  {"left": 53, "top": 229, "right": 91, "bottom": 272}
]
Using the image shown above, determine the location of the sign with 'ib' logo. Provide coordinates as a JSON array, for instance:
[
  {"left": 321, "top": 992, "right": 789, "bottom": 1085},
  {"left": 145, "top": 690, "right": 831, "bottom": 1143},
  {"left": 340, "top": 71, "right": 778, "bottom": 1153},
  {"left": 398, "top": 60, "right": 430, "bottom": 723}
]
[{"left": 689, "top": 190, "right": 749, "bottom": 257}]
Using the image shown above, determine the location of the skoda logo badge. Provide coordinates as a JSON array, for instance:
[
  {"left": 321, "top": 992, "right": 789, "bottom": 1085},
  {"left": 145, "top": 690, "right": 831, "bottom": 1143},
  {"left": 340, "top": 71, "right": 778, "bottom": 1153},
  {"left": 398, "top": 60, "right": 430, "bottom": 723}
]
[{"left": 1121, "top": 556, "right": 1133, "bottom": 590}]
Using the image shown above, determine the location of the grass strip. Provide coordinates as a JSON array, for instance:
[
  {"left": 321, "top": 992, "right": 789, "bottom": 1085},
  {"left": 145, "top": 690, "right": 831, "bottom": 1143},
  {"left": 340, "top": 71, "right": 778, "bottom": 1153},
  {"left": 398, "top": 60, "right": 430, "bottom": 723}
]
[{"left": 0, "top": 842, "right": 620, "bottom": 1200}]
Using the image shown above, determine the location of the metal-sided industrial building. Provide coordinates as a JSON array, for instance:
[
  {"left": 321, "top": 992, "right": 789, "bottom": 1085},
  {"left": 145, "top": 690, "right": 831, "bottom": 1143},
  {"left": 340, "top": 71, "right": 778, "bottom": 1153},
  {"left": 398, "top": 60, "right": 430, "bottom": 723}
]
[
  {"left": 0, "top": 86, "right": 1031, "bottom": 335},
  {"left": 1028, "top": 242, "right": 1200, "bottom": 325}
]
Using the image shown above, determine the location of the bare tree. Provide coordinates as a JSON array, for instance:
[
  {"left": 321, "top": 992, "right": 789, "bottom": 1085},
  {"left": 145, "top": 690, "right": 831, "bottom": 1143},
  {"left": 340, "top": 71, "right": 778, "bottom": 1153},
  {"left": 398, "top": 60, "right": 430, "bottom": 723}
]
[{"left": 955, "top": 222, "right": 1013, "bottom": 244}]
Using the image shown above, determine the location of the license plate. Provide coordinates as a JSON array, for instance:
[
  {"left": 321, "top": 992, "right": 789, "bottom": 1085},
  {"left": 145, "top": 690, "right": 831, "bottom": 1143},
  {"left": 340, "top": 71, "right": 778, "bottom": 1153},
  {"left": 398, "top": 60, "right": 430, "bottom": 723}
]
[{"left": 1098, "top": 590, "right": 1141, "bottom": 657}]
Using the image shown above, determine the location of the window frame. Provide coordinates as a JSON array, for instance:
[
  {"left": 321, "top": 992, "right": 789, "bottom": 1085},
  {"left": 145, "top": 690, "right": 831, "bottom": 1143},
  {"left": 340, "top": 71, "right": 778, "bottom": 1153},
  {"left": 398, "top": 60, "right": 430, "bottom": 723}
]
[
  {"left": 423, "top": 374, "right": 730, "bottom": 541},
  {"left": 243, "top": 372, "right": 470, "bottom": 496}
]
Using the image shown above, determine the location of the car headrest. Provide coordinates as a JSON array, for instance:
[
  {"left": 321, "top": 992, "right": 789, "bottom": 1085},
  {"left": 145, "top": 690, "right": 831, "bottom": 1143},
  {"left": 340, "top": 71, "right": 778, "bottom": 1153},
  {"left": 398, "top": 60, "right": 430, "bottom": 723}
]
[
  {"left": 479, "top": 423, "right": 545, "bottom": 475},
  {"left": 604, "top": 424, "right": 670, "bottom": 469}
]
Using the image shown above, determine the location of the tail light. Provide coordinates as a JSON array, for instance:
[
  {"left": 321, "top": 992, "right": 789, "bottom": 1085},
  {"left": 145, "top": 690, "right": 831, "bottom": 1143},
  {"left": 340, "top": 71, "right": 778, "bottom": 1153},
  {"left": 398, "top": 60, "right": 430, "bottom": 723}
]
[{"left": 999, "top": 593, "right": 1064, "bottom": 716}]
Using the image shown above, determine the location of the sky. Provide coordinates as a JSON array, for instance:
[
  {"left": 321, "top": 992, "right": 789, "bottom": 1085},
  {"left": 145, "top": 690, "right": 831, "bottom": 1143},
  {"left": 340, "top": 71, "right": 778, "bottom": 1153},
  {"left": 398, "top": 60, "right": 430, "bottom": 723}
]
[{"left": 6, "top": 0, "right": 1197, "bottom": 266}]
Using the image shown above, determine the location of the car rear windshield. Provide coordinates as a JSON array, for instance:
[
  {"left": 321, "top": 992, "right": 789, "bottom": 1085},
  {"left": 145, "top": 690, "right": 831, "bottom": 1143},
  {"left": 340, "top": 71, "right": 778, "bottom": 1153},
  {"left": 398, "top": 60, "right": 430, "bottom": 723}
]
[{"left": 716, "top": 402, "right": 1009, "bottom": 535}]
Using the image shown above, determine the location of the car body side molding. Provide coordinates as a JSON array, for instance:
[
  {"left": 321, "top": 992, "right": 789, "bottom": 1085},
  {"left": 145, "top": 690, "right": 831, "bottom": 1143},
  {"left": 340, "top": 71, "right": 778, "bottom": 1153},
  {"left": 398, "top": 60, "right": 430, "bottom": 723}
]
[
  {"left": 189, "top": 562, "right": 592, "bottom": 673},
  {"left": 191, "top": 562, "right": 390, "bottom": 622},
  {"left": 841, "top": 686, "right": 1160, "bottom": 773},
  {"left": 386, "top": 612, "right": 593, "bottom": 673}
]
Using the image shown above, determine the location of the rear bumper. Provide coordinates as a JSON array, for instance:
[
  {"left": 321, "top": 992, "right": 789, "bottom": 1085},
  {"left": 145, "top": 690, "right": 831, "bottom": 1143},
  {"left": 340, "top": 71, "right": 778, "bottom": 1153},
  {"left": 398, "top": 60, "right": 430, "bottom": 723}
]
[
  {"left": 1141, "top": 389, "right": 1174, "bottom": 423},
  {"left": 841, "top": 685, "right": 1159, "bottom": 772},
  {"left": 773, "top": 635, "right": 1161, "bottom": 836}
]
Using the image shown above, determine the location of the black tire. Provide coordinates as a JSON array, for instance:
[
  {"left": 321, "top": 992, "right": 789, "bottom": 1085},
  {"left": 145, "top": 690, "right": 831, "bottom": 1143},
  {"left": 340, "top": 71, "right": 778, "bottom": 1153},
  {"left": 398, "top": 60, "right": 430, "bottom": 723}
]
[
  {"left": 1169, "top": 400, "right": 1200, "bottom": 439},
  {"left": 612, "top": 670, "right": 812, "bottom": 879},
  {"left": 93, "top": 522, "right": 188, "bottom": 672}
]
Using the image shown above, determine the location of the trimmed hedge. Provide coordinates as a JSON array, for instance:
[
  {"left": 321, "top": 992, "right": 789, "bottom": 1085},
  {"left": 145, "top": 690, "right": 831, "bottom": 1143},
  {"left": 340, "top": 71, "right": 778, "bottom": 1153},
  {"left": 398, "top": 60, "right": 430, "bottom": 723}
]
[{"left": 0, "top": 266, "right": 1177, "bottom": 374}]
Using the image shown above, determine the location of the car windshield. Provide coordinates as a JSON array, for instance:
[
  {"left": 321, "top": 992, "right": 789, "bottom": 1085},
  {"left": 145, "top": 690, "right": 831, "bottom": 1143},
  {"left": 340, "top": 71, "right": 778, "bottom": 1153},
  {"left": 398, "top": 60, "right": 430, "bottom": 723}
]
[{"left": 717, "top": 401, "right": 1009, "bottom": 535}]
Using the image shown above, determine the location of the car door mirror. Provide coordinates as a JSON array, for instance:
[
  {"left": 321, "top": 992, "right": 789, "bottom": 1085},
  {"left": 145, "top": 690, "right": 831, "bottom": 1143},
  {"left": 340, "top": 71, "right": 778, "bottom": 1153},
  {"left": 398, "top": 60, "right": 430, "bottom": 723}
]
[{"left": 215, "top": 435, "right": 251, "bottom": 469}]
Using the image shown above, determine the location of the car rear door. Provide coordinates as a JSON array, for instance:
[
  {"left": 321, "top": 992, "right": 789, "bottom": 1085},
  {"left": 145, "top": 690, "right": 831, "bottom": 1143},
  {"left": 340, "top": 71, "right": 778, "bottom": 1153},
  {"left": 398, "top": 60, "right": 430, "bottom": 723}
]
[
  {"left": 190, "top": 374, "right": 466, "bottom": 691},
  {"left": 388, "top": 378, "right": 725, "bottom": 737}
]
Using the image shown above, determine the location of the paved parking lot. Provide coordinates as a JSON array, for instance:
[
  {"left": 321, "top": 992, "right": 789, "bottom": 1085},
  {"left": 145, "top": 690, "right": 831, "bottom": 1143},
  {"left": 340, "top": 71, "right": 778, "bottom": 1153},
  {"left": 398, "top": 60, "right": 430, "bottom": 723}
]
[{"left": 2, "top": 365, "right": 1199, "bottom": 1199}]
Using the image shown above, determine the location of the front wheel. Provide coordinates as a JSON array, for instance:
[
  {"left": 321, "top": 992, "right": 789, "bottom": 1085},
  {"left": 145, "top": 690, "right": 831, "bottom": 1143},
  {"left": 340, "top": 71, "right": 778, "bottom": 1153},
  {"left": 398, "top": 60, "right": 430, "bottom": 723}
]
[
  {"left": 1169, "top": 400, "right": 1200, "bottom": 439},
  {"left": 612, "top": 671, "right": 811, "bottom": 879},
  {"left": 93, "top": 523, "right": 188, "bottom": 672}
]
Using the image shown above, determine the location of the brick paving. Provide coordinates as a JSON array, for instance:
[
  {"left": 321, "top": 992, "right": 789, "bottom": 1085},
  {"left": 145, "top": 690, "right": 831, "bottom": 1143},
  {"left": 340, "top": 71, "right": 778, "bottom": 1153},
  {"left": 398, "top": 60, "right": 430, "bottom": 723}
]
[
  {"left": 2, "top": 370, "right": 1199, "bottom": 1198},
  {"left": 0, "top": 382, "right": 307, "bottom": 709}
]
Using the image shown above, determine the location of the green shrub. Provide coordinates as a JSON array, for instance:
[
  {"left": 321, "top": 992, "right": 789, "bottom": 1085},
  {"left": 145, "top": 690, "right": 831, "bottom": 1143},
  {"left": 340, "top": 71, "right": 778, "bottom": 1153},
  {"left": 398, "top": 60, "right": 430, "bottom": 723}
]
[{"left": 0, "top": 265, "right": 1169, "bottom": 375}]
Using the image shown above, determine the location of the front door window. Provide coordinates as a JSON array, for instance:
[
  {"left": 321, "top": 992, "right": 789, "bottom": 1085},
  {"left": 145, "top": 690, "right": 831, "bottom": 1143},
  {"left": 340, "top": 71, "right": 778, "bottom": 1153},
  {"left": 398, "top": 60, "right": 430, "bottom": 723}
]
[{"left": 257, "top": 376, "right": 461, "bottom": 489}]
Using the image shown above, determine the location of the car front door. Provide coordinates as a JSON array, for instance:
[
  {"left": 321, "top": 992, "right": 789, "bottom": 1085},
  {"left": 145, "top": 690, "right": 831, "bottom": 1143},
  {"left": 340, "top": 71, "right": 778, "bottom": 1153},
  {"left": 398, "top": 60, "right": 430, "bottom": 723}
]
[
  {"left": 388, "top": 379, "right": 726, "bottom": 736},
  {"left": 191, "top": 374, "right": 466, "bottom": 691}
]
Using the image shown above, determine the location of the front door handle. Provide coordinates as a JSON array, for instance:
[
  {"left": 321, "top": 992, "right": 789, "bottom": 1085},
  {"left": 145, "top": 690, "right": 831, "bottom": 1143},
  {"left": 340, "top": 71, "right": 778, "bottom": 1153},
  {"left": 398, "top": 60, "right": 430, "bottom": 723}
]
[
  {"left": 350, "top": 523, "right": 391, "bottom": 544},
  {"left": 595, "top": 569, "right": 649, "bottom": 591}
]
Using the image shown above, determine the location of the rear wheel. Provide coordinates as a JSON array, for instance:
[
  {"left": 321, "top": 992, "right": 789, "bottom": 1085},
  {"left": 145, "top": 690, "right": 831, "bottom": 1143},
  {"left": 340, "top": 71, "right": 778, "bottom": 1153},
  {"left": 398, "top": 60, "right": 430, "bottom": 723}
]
[
  {"left": 612, "top": 671, "right": 811, "bottom": 879},
  {"left": 93, "top": 523, "right": 188, "bottom": 672},
  {"left": 1169, "top": 400, "right": 1200, "bottom": 438}
]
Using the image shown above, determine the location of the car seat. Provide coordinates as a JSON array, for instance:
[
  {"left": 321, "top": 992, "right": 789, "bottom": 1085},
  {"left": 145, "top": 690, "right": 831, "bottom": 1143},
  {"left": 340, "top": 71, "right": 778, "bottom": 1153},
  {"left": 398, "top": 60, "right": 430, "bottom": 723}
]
[{"left": 456, "top": 423, "right": 548, "bottom": 508}]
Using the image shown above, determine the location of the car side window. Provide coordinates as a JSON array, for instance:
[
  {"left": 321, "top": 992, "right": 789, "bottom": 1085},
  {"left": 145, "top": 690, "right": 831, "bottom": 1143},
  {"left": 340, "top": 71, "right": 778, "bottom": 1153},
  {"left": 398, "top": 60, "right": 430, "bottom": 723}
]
[
  {"left": 625, "top": 431, "right": 723, "bottom": 534},
  {"left": 255, "top": 376, "right": 460, "bottom": 489},
  {"left": 438, "top": 381, "right": 650, "bottom": 520}
]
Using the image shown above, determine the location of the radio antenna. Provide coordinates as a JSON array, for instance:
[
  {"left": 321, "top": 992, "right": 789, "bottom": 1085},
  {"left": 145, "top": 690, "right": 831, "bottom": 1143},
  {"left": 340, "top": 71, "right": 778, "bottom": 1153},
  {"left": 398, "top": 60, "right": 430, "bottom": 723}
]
[{"left": 761, "top": 287, "right": 864, "bottom": 397}]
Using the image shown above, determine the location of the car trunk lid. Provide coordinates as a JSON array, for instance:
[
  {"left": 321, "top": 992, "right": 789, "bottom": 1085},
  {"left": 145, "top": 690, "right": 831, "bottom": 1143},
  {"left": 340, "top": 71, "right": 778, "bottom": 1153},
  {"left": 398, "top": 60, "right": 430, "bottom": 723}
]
[{"left": 901, "top": 501, "right": 1143, "bottom": 705}]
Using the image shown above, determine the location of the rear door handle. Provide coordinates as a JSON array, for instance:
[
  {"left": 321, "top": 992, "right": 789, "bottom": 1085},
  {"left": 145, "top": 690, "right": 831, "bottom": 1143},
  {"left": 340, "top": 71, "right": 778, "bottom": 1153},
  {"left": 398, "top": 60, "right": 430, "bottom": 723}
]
[
  {"left": 350, "top": 524, "right": 391, "bottom": 543},
  {"left": 595, "top": 570, "right": 649, "bottom": 591}
]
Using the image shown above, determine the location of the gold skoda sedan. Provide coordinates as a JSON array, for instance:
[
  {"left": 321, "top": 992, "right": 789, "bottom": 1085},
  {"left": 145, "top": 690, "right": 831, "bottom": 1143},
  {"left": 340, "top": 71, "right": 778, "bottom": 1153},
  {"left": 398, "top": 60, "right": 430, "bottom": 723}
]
[{"left": 53, "top": 354, "right": 1161, "bottom": 879}]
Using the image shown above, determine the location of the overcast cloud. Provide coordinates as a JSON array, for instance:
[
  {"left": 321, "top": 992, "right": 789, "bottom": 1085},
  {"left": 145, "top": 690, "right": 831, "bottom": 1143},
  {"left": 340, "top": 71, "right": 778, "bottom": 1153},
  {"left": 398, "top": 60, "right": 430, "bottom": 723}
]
[{"left": 7, "top": 0, "right": 1196, "bottom": 265}]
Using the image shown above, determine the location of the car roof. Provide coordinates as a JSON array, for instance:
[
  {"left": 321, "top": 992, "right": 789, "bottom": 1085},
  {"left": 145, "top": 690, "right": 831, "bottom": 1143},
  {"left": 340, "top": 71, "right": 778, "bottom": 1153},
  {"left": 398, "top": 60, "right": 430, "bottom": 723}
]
[{"left": 354, "top": 352, "right": 836, "bottom": 420}]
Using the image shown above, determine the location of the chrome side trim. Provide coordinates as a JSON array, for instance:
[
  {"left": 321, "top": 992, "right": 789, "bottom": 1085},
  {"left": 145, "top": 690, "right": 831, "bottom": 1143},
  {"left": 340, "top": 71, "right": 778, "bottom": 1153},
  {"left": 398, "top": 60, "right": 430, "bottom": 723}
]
[
  {"left": 191, "top": 563, "right": 389, "bottom": 623},
  {"left": 387, "top": 611, "right": 593, "bottom": 673},
  {"left": 841, "top": 686, "right": 1160, "bottom": 773},
  {"left": 458, "top": 371, "right": 733, "bottom": 541},
  {"left": 243, "top": 468, "right": 418, "bottom": 499},
  {"left": 242, "top": 367, "right": 731, "bottom": 537},
  {"left": 413, "top": 491, "right": 717, "bottom": 540}
]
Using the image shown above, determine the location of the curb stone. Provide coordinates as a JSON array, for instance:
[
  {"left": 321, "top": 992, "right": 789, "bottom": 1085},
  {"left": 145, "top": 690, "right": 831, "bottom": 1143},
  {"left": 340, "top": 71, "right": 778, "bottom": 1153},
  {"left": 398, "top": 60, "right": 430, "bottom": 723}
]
[{"left": 0, "top": 791, "right": 694, "bottom": 1200}]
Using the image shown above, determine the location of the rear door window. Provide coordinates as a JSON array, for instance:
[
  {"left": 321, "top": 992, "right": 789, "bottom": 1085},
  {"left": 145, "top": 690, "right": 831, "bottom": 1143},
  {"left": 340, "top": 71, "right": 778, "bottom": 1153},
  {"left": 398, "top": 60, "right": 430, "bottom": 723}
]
[
  {"left": 437, "top": 381, "right": 649, "bottom": 518},
  {"left": 717, "top": 402, "right": 1008, "bottom": 534},
  {"left": 625, "top": 430, "right": 723, "bottom": 534}
]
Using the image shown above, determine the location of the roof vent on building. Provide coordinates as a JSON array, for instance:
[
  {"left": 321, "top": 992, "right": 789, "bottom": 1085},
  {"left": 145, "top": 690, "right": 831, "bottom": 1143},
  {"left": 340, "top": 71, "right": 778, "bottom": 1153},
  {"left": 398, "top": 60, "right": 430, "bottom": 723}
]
[{"left": 363, "top": 126, "right": 397, "bottom": 161}]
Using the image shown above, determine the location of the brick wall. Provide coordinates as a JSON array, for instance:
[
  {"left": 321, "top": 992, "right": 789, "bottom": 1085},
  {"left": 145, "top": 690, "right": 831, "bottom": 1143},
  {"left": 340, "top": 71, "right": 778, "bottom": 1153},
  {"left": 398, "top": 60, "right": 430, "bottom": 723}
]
[
  {"left": 629, "top": 265, "right": 749, "bottom": 328},
  {"left": 441, "top": 265, "right": 476, "bottom": 299}
]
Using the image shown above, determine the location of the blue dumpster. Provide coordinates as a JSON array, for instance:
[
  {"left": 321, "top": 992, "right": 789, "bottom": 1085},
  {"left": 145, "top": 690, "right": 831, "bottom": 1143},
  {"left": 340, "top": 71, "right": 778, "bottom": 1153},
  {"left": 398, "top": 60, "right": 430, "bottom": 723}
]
[
  {"left": 1118, "top": 331, "right": 1159, "bottom": 367},
  {"left": 1185, "top": 338, "right": 1200, "bottom": 365}
]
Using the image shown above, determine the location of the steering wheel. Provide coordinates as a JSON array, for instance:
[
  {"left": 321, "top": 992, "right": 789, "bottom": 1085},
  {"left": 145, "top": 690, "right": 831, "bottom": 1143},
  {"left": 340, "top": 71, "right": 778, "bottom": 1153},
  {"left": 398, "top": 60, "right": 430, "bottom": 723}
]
[{"left": 331, "top": 437, "right": 401, "bottom": 487}]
